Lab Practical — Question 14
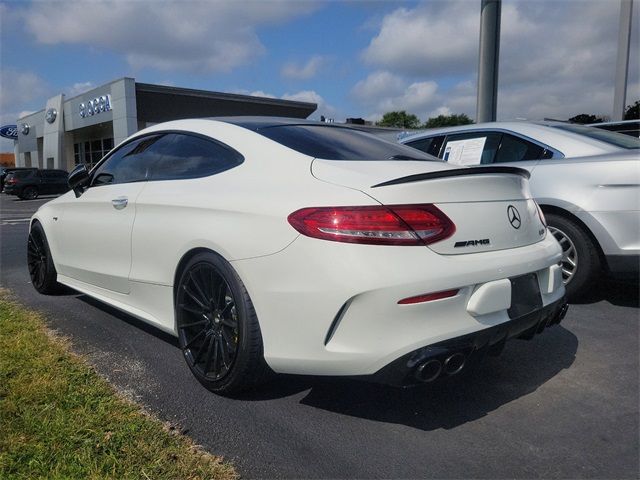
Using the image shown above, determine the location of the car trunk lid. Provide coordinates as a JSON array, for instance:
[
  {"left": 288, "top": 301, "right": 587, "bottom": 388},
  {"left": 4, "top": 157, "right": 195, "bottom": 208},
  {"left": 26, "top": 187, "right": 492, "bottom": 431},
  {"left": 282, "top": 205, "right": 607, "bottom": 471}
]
[{"left": 311, "top": 159, "right": 546, "bottom": 254}]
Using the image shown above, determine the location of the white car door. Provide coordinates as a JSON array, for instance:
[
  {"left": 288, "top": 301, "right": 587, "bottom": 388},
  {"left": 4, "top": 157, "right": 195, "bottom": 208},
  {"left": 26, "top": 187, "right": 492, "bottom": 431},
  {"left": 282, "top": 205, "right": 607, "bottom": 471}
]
[{"left": 55, "top": 134, "right": 169, "bottom": 294}]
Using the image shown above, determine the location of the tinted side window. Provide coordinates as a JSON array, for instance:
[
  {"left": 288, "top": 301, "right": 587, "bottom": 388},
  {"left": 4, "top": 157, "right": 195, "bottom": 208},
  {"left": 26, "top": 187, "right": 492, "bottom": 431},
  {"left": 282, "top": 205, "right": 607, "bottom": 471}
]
[
  {"left": 91, "top": 134, "right": 168, "bottom": 186},
  {"left": 406, "top": 137, "right": 433, "bottom": 153},
  {"left": 442, "top": 132, "right": 502, "bottom": 165},
  {"left": 12, "top": 170, "right": 35, "bottom": 179},
  {"left": 41, "top": 170, "right": 65, "bottom": 178},
  {"left": 494, "top": 134, "right": 545, "bottom": 163},
  {"left": 405, "top": 135, "right": 446, "bottom": 157},
  {"left": 149, "top": 134, "right": 243, "bottom": 181}
]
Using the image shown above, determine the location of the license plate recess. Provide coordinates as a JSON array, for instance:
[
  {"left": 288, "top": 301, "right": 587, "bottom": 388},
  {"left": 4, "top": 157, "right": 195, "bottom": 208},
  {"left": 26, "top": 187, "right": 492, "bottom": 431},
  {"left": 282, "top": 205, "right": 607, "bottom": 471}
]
[{"left": 508, "top": 273, "right": 542, "bottom": 319}]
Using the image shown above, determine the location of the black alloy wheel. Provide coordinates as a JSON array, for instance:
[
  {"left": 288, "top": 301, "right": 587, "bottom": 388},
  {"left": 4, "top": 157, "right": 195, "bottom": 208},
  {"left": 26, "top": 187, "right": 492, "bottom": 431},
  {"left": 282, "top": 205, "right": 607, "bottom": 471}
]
[
  {"left": 27, "top": 222, "right": 60, "bottom": 294},
  {"left": 175, "top": 252, "right": 269, "bottom": 394},
  {"left": 21, "top": 186, "right": 38, "bottom": 200}
]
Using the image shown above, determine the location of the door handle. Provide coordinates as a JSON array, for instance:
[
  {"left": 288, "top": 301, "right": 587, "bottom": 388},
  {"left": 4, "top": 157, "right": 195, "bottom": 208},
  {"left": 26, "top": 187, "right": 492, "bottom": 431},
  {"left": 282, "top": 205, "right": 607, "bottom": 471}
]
[{"left": 111, "top": 196, "right": 128, "bottom": 210}]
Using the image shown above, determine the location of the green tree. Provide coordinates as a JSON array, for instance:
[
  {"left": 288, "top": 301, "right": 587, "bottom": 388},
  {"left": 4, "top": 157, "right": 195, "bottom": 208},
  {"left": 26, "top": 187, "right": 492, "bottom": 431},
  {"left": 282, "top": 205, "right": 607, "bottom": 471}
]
[
  {"left": 568, "top": 113, "right": 603, "bottom": 124},
  {"left": 624, "top": 100, "right": 639, "bottom": 120},
  {"left": 422, "top": 113, "right": 474, "bottom": 128},
  {"left": 376, "top": 111, "right": 421, "bottom": 129}
]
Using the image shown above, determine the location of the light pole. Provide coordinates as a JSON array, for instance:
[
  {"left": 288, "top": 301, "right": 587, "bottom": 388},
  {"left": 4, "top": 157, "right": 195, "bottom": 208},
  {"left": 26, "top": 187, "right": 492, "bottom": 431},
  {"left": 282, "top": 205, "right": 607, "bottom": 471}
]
[
  {"left": 613, "top": 0, "right": 634, "bottom": 121},
  {"left": 476, "top": 0, "right": 501, "bottom": 123}
]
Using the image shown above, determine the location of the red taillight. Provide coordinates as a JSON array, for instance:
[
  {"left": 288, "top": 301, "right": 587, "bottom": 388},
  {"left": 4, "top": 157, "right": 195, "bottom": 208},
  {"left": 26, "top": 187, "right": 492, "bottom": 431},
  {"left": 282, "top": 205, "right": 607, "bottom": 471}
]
[
  {"left": 398, "top": 289, "right": 459, "bottom": 305},
  {"left": 6, "top": 178, "right": 17, "bottom": 185},
  {"left": 287, "top": 204, "right": 455, "bottom": 246}
]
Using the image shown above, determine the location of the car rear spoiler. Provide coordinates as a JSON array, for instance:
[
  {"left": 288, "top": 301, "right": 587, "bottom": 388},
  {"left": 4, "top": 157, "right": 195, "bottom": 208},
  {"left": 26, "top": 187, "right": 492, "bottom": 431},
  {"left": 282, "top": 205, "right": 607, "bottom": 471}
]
[{"left": 371, "top": 166, "right": 531, "bottom": 188}]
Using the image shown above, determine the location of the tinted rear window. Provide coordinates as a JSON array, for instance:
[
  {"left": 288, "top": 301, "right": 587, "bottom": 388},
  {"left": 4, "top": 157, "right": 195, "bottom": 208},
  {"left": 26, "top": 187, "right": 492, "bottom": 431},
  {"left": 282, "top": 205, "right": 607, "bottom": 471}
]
[
  {"left": 256, "top": 125, "right": 436, "bottom": 161},
  {"left": 552, "top": 124, "right": 640, "bottom": 149}
]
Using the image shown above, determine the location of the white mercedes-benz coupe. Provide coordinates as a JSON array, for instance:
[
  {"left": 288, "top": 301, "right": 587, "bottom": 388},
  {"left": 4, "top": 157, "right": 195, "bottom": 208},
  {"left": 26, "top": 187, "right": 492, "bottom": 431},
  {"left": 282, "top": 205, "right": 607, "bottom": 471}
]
[{"left": 28, "top": 117, "right": 567, "bottom": 394}]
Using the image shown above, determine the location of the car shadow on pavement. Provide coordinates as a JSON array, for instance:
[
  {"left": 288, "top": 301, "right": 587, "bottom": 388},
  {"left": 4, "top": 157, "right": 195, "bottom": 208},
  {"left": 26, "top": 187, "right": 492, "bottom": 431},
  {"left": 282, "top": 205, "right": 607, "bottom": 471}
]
[
  {"left": 572, "top": 278, "right": 639, "bottom": 308},
  {"left": 237, "top": 326, "right": 578, "bottom": 432},
  {"left": 74, "top": 288, "right": 578, "bottom": 433}
]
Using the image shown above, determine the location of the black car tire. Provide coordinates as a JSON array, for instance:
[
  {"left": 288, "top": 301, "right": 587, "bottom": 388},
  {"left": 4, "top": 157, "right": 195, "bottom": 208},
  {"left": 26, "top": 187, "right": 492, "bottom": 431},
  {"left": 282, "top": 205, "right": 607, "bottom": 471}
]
[
  {"left": 546, "top": 213, "right": 601, "bottom": 300},
  {"left": 27, "top": 222, "right": 62, "bottom": 294},
  {"left": 175, "top": 251, "right": 271, "bottom": 395},
  {"left": 20, "top": 186, "right": 39, "bottom": 200}
]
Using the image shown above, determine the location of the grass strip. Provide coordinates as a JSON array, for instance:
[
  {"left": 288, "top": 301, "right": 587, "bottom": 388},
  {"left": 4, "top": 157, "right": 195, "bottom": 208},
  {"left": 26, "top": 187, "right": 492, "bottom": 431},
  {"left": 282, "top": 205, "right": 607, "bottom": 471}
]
[{"left": 0, "top": 292, "right": 238, "bottom": 480}]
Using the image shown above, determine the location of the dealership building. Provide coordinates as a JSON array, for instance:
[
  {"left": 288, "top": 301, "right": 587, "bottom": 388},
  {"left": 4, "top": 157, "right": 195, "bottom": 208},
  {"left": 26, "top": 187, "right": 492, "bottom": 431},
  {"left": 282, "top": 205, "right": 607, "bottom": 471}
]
[{"left": 15, "top": 77, "right": 317, "bottom": 171}]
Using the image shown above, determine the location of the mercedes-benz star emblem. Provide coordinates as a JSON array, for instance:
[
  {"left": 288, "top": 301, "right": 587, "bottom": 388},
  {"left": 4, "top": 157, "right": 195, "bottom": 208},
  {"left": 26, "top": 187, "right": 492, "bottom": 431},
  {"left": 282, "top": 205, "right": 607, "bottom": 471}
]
[
  {"left": 45, "top": 108, "right": 57, "bottom": 124},
  {"left": 507, "top": 205, "right": 522, "bottom": 229}
]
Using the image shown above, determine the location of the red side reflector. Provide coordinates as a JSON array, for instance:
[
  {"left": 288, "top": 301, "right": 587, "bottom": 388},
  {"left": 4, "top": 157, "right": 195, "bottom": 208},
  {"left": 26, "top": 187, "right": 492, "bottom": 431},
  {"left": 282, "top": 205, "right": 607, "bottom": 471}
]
[{"left": 398, "top": 289, "right": 459, "bottom": 305}]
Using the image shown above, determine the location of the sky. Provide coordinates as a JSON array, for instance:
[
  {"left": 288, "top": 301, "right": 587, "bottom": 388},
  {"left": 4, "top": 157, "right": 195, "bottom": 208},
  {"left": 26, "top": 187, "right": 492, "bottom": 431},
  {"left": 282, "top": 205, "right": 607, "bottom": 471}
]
[{"left": 1, "top": 0, "right": 639, "bottom": 152}]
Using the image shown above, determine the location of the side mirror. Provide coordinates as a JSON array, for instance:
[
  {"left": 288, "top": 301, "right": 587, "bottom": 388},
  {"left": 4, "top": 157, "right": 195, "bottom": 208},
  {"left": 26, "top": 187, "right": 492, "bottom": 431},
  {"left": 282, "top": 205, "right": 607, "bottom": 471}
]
[{"left": 68, "top": 164, "right": 90, "bottom": 197}]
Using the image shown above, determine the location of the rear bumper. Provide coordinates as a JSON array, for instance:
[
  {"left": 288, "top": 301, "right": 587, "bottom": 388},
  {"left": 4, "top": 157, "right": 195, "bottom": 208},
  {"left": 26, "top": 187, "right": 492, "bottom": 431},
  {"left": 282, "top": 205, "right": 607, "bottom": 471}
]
[
  {"left": 233, "top": 233, "right": 564, "bottom": 376},
  {"left": 2, "top": 185, "right": 19, "bottom": 195},
  {"left": 370, "top": 296, "right": 568, "bottom": 386}
]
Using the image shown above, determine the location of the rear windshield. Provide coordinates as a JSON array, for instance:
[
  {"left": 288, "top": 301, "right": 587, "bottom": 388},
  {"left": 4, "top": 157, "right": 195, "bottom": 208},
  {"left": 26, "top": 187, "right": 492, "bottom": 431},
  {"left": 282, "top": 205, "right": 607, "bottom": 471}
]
[
  {"left": 255, "top": 125, "right": 437, "bottom": 161},
  {"left": 552, "top": 124, "right": 640, "bottom": 149}
]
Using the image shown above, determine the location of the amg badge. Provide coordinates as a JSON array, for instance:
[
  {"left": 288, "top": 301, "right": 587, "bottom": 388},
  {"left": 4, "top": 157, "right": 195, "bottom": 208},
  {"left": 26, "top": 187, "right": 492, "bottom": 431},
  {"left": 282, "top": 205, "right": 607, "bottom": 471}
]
[{"left": 454, "top": 239, "right": 490, "bottom": 248}]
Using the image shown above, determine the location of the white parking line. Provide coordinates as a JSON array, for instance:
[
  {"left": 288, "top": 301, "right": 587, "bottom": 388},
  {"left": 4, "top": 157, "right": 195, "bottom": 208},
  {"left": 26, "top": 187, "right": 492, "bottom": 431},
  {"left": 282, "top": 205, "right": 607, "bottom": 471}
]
[{"left": 1, "top": 218, "right": 31, "bottom": 225}]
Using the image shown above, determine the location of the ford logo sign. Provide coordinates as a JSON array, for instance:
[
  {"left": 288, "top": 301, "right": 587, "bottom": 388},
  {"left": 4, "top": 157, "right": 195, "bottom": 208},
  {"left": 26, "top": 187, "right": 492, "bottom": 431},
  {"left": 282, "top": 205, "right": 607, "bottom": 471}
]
[{"left": 0, "top": 125, "right": 18, "bottom": 140}]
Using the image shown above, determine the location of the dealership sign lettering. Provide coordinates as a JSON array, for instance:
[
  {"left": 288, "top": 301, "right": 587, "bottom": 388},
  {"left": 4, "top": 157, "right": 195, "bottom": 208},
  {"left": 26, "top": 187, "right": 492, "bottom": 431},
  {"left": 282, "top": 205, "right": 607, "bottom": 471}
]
[
  {"left": 0, "top": 125, "right": 18, "bottom": 140},
  {"left": 79, "top": 95, "right": 112, "bottom": 118}
]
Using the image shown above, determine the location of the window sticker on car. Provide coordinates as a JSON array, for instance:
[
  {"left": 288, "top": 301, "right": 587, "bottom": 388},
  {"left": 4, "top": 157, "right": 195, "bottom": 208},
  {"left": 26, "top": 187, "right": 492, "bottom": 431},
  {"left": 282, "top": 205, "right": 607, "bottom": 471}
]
[{"left": 443, "top": 137, "right": 487, "bottom": 165}]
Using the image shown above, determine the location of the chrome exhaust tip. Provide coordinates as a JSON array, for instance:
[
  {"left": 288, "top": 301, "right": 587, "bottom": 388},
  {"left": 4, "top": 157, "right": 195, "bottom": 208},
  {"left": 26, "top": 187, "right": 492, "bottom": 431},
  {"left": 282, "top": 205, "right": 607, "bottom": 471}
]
[
  {"left": 443, "top": 352, "right": 466, "bottom": 375},
  {"left": 414, "top": 359, "right": 442, "bottom": 383}
]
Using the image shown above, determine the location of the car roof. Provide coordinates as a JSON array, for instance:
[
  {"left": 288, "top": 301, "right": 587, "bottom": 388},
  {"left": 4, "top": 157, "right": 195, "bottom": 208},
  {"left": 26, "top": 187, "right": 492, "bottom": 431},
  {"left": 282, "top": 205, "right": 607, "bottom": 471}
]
[
  {"left": 212, "top": 116, "right": 358, "bottom": 131},
  {"left": 400, "top": 120, "right": 621, "bottom": 157}
]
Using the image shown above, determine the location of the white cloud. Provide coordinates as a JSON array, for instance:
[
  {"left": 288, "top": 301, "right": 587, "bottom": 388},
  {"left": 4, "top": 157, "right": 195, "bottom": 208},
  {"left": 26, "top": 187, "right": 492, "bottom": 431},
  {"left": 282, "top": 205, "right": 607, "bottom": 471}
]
[
  {"left": 232, "top": 88, "right": 337, "bottom": 119},
  {"left": 23, "top": 1, "right": 319, "bottom": 73},
  {"left": 281, "top": 55, "right": 326, "bottom": 80},
  {"left": 351, "top": 71, "right": 438, "bottom": 120},
  {"left": 246, "top": 90, "right": 277, "bottom": 99},
  {"left": 282, "top": 90, "right": 337, "bottom": 119},
  {"left": 352, "top": 71, "right": 405, "bottom": 102},
  {"left": 357, "top": 0, "right": 640, "bottom": 121},
  {"left": 66, "top": 82, "right": 95, "bottom": 97},
  {"left": 0, "top": 69, "right": 47, "bottom": 111}
]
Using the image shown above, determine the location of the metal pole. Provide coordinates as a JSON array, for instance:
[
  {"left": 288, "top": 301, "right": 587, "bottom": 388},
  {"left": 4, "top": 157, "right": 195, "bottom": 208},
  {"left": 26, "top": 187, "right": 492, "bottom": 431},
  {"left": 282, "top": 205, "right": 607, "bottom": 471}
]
[
  {"left": 476, "top": 0, "right": 501, "bottom": 123},
  {"left": 613, "top": 0, "right": 633, "bottom": 121}
]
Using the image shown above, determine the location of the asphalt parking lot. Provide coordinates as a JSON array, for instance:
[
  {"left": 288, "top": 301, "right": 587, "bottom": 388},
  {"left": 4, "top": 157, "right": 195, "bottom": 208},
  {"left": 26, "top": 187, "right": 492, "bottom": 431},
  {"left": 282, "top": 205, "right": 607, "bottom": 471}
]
[{"left": 1, "top": 193, "right": 638, "bottom": 479}]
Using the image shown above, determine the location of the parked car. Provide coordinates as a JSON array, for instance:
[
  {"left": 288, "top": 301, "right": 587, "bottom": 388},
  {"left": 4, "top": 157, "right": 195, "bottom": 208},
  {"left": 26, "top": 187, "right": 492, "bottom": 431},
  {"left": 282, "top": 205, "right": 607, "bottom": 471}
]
[
  {"left": 1, "top": 167, "right": 37, "bottom": 192},
  {"left": 28, "top": 118, "right": 566, "bottom": 394},
  {"left": 3, "top": 168, "right": 69, "bottom": 199},
  {"left": 589, "top": 119, "right": 640, "bottom": 138},
  {"left": 401, "top": 121, "right": 640, "bottom": 298}
]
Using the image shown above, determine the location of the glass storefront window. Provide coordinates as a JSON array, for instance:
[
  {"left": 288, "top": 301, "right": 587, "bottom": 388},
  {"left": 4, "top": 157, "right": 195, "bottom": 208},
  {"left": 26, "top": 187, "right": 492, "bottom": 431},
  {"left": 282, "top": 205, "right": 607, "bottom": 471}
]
[{"left": 73, "top": 137, "right": 114, "bottom": 168}]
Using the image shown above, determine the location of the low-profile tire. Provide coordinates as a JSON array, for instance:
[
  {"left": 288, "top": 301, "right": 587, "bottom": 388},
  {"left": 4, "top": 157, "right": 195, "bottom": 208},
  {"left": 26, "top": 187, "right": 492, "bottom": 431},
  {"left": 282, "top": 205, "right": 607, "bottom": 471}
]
[
  {"left": 546, "top": 213, "right": 601, "bottom": 300},
  {"left": 27, "top": 222, "right": 62, "bottom": 294},
  {"left": 20, "top": 186, "right": 38, "bottom": 200},
  {"left": 175, "top": 251, "right": 270, "bottom": 395}
]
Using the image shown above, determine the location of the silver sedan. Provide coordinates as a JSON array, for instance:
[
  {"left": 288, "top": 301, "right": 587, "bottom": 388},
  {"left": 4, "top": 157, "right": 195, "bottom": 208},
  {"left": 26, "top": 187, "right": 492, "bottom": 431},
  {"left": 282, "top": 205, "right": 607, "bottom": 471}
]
[{"left": 401, "top": 121, "right": 640, "bottom": 299}]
